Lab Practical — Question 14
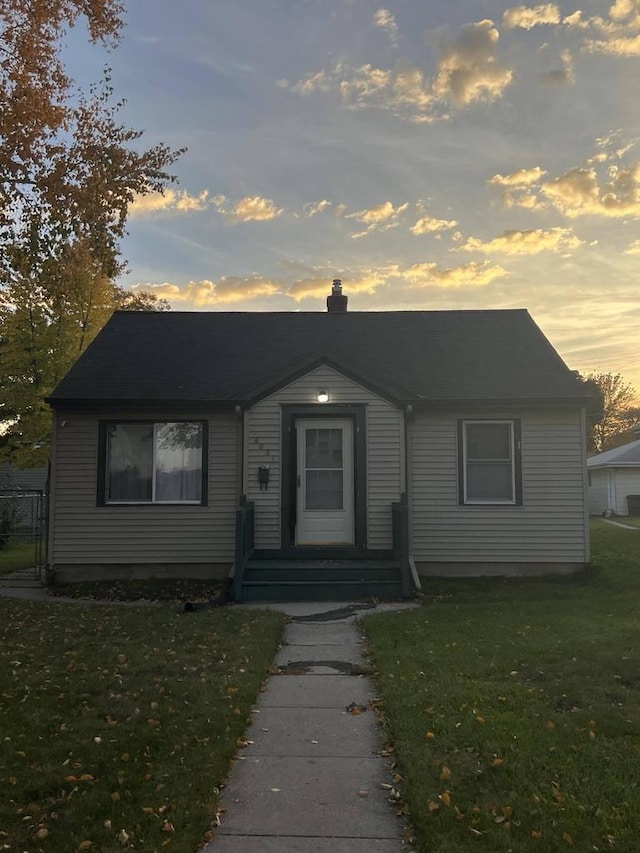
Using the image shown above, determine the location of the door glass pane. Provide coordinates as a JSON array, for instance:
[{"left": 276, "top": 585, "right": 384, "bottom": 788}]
[
  {"left": 306, "top": 470, "right": 344, "bottom": 509},
  {"left": 107, "top": 424, "right": 153, "bottom": 502},
  {"left": 155, "top": 423, "right": 203, "bottom": 502},
  {"left": 305, "top": 429, "right": 342, "bottom": 468}
]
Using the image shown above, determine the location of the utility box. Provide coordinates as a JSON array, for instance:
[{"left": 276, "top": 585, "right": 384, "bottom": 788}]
[{"left": 626, "top": 495, "right": 640, "bottom": 516}]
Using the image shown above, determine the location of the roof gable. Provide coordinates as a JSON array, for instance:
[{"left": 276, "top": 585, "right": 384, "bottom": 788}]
[{"left": 48, "top": 309, "right": 588, "bottom": 407}]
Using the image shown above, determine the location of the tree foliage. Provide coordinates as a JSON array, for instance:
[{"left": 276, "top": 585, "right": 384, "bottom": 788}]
[
  {"left": 0, "top": 241, "right": 169, "bottom": 464},
  {"left": 581, "top": 372, "right": 639, "bottom": 453},
  {"left": 0, "top": 1, "right": 181, "bottom": 462}
]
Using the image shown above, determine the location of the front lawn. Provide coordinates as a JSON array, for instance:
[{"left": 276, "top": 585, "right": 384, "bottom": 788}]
[
  {"left": 0, "top": 602, "right": 284, "bottom": 852},
  {"left": 364, "top": 521, "right": 640, "bottom": 852}
]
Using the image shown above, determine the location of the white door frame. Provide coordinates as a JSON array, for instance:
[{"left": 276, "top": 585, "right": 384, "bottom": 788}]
[{"left": 295, "top": 418, "right": 354, "bottom": 546}]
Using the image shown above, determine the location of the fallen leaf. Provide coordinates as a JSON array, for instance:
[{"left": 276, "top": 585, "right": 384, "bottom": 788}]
[
  {"left": 427, "top": 801, "right": 440, "bottom": 812},
  {"left": 36, "top": 828, "right": 49, "bottom": 840},
  {"left": 78, "top": 842, "right": 93, "bottom": 852},
  {"left": 492, "top": 757, "right": 503, "bottom": 766},
  {"left": 439, "top": 792, "right": 451, "bottom": 807},
  {"left": 563, "top": 832, "right": 573, "bottom": 846}
]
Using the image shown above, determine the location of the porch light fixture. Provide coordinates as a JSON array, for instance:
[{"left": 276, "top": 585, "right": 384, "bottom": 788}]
[{"left": 316, "top": 389, "right": 329, "bottom": 403}]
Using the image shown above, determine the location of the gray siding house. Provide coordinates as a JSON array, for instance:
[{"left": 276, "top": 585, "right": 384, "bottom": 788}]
[
  {"left": 587, "top": 430, "right": 640, "bottom": 516},
  {"left": 46, "top": 282, "right": 591, "bottom": 599}
]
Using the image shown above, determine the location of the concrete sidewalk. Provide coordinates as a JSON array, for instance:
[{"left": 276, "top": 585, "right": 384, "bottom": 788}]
[{"left": 205, "top": 601, "right": 417, "bottom": 852}]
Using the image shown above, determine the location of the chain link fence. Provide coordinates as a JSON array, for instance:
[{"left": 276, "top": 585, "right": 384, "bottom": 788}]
[{"left": 0, "top": 489, "right": 46, "bottom": 578}]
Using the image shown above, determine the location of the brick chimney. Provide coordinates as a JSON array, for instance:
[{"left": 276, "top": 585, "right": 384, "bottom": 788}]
[{"left": 327, "top": 279, "right": 348, "bottom": 313}]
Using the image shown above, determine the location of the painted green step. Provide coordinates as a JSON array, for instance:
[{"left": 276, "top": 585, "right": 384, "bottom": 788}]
[
  {"left": 243, "top": 567, "right": 401, "bottom": 583},
  {"left": 245, "top": 559, "right": 401, "bottom": 570},
  {"left": 240, "top": 580, "right": 405, "bottom": 602}
]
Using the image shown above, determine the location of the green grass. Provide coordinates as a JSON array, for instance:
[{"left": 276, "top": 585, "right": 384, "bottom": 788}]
[
  {"left": 611, "top": 515, "right": 640, "bottom": 528},
  {"left": 0, "top": 602, "right": 284, "bottom": 852},
  {"left": 363, "top": 521, "right": 640, "bottom": 853},
  {"left": 0, "top": 540, "right": 38, "bottom": 575}
]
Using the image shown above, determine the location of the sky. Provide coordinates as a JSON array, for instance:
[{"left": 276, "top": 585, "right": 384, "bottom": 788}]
[{"left": 72, "top": 0, "right": 639, "bottom": 393}]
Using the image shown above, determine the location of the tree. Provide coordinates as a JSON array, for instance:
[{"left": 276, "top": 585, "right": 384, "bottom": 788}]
[
  {"left": 0, "top": 1, "right": 181, "bottom": 462},
  {"left": 0, "top": 240, "right": 169, "bottom": 464},
  {"left": 0, "top": 2, "right": 182, "bottom": 281},
  {"left": 582, "top": 372, "right": 639, "bottom": 452}
]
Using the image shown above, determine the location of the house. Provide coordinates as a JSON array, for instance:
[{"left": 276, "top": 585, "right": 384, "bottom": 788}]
[
  {"left": 46, "top": 281, "right": 591, "bottom": 600},
  {"left": 587, "top": 427, "right": 640, "bottom": 516}
]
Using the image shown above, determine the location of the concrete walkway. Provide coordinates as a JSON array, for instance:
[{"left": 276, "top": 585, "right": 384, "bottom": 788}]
[
  {"left": 0, "top": 577, "right": 418, "bottom": 848},
  {"left": 204, "top": 601, "right": 418, "bottom": 852}
]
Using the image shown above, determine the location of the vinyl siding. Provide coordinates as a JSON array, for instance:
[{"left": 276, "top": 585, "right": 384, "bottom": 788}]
[
  {"left": 50, "top": 408, "right": 239, "bottom": 565},
  {"left": 411, "top": 409, "right": 587, "bottom": 564},
  {"left": 245, "top": 365, "right": 403, "bottom": 549},
  {"left": 611, "top": 468, "right": 640, "bottom": 515},
  {"left": 588, "top": 468, "right": 610, "bottom": 515}
]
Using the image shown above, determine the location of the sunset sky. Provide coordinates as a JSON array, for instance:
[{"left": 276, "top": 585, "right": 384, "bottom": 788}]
[{"left": 74, "top": 1, "right": 639, "bottom": 392}]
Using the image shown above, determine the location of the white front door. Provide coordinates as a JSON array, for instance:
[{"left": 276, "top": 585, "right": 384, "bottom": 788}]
[{"left": 296, "top": 418, "right": 354, "bottom": 545}]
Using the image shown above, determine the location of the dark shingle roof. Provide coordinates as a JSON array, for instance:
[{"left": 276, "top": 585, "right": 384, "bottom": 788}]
[{"left": 47, "top": 309, "right": 587, "bottom": 406}]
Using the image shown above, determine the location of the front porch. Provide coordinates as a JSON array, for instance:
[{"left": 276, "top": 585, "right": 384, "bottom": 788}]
[{"left": 233, "top": 496, "right": 413, "bottom": 602}]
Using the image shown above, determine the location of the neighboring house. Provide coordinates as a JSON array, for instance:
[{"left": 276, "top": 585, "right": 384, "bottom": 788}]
[
  {"left": 46, "top": 281, "right": 591, "bottom": 599},
  {"left": 587, "top": 428, "right": 640, "bottom": 516}
]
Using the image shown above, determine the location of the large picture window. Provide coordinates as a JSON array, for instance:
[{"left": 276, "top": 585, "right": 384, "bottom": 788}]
[
  {"left": 103, "top": 422, "right": 205, "bottom": 504},
  {"left": 459, "top": 420, "right": 521, "bottom": 505}
]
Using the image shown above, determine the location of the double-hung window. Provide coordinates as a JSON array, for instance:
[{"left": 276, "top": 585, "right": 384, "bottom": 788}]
[
  {"left": 459, "top": 420, "right": 521, "bottom": 505},
  {"left": 102, "top": 421, "right": 206, "bottom": 505}
]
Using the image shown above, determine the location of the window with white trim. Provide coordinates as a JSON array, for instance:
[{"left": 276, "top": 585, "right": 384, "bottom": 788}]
[
  {"left": 104, "top": 422, "right": 205, "bottom": 504},
  {"left": 460, "top": 420, "right": 521, "bottom": 505}
]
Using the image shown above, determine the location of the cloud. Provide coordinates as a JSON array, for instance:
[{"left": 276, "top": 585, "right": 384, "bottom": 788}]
[
  {"left": 284, "top": 68, "right": 334, "bottom": 94},
  {"left": 129, "top": 277, "right": 281, "bottom": 306},
  {"left": 541, "top": 49, "right": 575, "bottom": 86},
  {"left": 432, "top": 19, "right": 513, "bottom": 107},
  {"left": 129, "top": 189, "right": 210, "bottom": 218},
  {"left": 583, "top": 0, "right": 640, "bottom": 54},
  {"left": 541, "top": 163, "right": 640, "bottom": 217},
  {"left": 563, "top": 10, "right": 589, "bottom": 28},
  {"left": 585, "top": 33, "right": 640, "bottom": 55},
  {"left": 410, "top": 214, "right": 458, "bottom": 235},
  {"left": 460, "top": 227, "right": 583, "bottom": 254},
  {"left": 303, "top": 199, "right": 332, "bottom": 217},
  {"left": 488, "top": 166, "right": 547, "bottom": 187},
  {"left": 401, "top": 260, "right": 508, "bottom": 288},
  {"left": 492, "top": 147, "right": 640, "bottom": 218},
  {"left": 346, "top": 200, "right": 409, "bottom": 237},
  {"left": 624, "top": 238, "right": 640, "bottom": 254},
  {"left": 503, "top": 3, "right": 561, "bottom": 29},
  {"left": 374, "top": 9, "right": 398, "bottom": 44},
  {"left": 225, "top": 196, "right": 284, "bottom": 222},
  {"left": 282, "top": 19, "right": 512, "bottom": 121}
]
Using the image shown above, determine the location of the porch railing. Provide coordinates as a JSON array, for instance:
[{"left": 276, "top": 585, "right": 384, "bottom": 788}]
[
  {"left": 233, "top": 496, "right": 255, "bottom": 602},
  {"left": 392, "top": 492, "right": 411, "bottom": 597}
]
